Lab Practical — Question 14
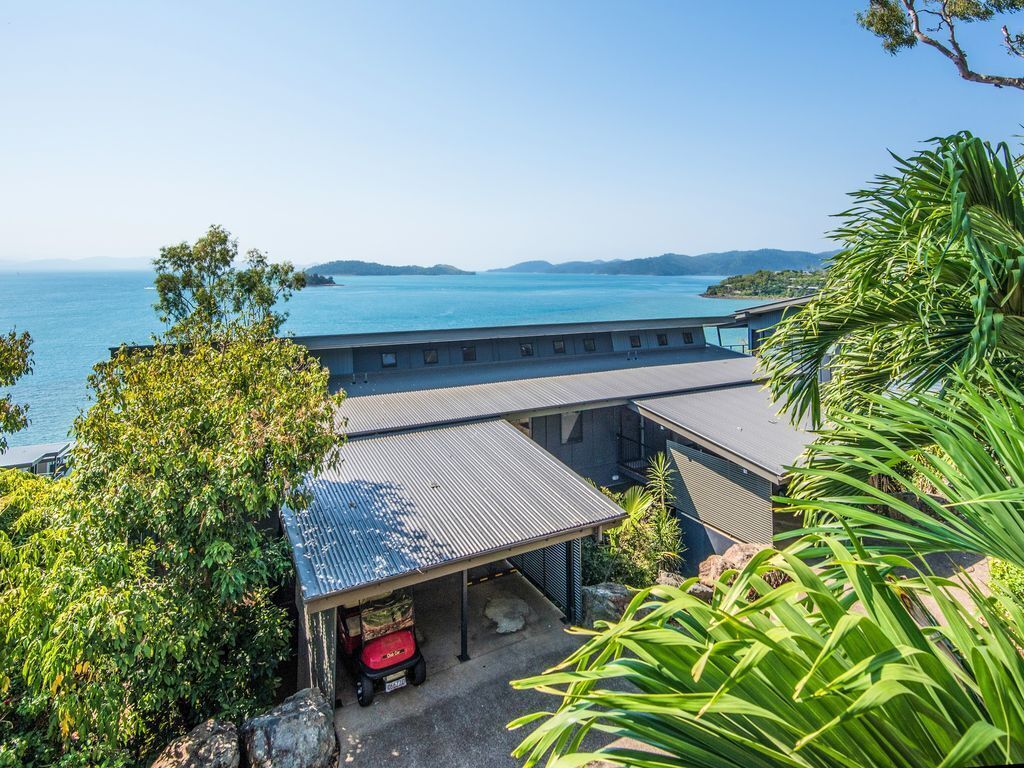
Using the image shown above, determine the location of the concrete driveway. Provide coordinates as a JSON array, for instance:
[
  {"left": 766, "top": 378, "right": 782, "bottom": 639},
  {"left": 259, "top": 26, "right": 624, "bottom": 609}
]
[{"left": 333, "top": 571, "right": 591, "bottom": 767}]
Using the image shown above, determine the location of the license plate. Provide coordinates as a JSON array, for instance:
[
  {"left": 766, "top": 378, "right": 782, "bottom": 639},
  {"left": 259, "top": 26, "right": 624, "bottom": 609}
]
[{"left": 385, "top": 677, "right": 407, "bottom": 693}]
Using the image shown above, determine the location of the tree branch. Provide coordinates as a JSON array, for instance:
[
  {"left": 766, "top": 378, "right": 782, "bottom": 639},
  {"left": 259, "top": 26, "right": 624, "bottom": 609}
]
[
  {"left": 901, "top": 0, "right": 1024, "bottom": 90},
  {"left": 1003, "top": 24, "right": 1024, "bottom": 59}
]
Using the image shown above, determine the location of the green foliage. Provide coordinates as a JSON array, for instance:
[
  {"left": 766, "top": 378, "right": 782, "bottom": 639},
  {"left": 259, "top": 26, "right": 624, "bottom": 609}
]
[
  {"left": 0, "top": 331, "right": 344, "bottom": 762},
  {"left": 0, "top": 330, "right": 32, "bottom": 451},
  {"left": 582, "top": 455, "right": 682, "bottom": 587},
  {"left": 857, "top": 1, "right": 1024, "bottom": 90},
  {"left": 990, "top": 558, "right": 1024, "bottom": 608},
  {"left": 761, "top": 133, "right": 1024, "bottom": 426},
  {"left": 703, "top": 269, "right": 824, "bottom": 299},
  {"left": 154, "top": 224, "right": 306, "bottom": 341},
  {"left": 511, "top": 536, "right": 1024, "bottom": 768},
  {"left": 780, "top": 365, "right": 1024, "bottom": 568}
]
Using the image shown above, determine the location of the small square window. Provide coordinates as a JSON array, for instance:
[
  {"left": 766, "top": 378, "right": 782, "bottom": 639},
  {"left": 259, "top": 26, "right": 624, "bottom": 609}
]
[
  {"left": 629, "top": 334, "right": 642, "bottom": 349},
  {"left": 682, "top": 331, "right": 694, "bottom": 344},
  {"left": 461, "top": 345, "right": 477, "bottom": 362},
  {"left": 520, "top": 342, "right": 534, "bottom": 357},
  {"left": 552, "top": 339, "right": 566, "bottom": 354},
  {"left": 423, "top": 348, "right": 438, "bottom": 365},
  {"left": 381, "top": 352, "right": 397, "bottom": 368},
  {"left": 656, "top": 333, "right": 668, "bottom": 347},
  {"left": 583, "top": 337, "right": 596, "bottom": 352}
]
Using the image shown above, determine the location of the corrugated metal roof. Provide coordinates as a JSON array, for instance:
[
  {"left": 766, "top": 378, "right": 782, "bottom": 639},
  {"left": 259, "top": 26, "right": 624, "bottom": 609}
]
[
  {"left": 283, "top": 419, "right": 625, "bottom": 607},
  {"left": 0, "top": 441, "right": 70, "bottom": 469},
  {"left": 733, "top": 295, "right": 813, "bottom": 319},
  {"left": 338, "top": 354, "right": 759, "bottom": 436},
  {"left": 633, "top": 384, "right": 810, "bottom": 481}
]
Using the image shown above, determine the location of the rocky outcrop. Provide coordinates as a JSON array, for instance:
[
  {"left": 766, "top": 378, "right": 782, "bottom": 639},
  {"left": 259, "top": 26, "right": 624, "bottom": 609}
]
[
  {"left": 582, "top": 582, "right": 633, "bottom": 627},
  {"left": 150, "top": 719, "right": 240, "bottom": 768},
  {"left": 698, "top": 543, "right": 766, "bottom": 588},
  {"left": 241, "top": 688, "right": 336, "bottom": 768},
  {"left": 655, "top": 570, "right": 686, "bottom": 589}
]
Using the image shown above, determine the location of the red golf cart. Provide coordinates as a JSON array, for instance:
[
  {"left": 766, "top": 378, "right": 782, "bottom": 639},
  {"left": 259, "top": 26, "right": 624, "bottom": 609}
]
[{"left": 338, "top": 590, "right": 426, "bottom": 706}]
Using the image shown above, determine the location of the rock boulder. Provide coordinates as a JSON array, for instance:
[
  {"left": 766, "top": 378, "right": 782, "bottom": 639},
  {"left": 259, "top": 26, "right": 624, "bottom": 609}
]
[
  {"left": 150, "top": 720, "right": 240, "bottom": 768},
  {"left": 581, "top": 582, "right": 632, "bottom": 627},
  {"left": 241, "top": 688, "right": 336, "bottom": 768}
]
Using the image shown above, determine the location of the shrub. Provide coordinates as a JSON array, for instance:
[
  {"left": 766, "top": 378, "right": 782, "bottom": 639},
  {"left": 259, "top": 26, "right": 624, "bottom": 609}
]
[{"left": 582, "top": 454, "right": 683, "bottom": 587}]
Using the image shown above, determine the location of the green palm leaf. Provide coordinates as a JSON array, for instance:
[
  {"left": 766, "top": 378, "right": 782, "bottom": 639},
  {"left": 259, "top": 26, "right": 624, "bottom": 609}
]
[{"left": 510, "top": 539, "right": 1024, "bottom": 768}]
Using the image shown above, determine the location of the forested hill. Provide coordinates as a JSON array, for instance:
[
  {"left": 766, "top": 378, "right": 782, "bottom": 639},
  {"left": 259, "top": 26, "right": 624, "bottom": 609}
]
[
  {"left": 703, "top": 269, "right": 826, "bottom": 299},
  {"left": 307, "top": 260, "right": 474, "bottom": 276},
  {"left": 490, "top": 249, "right": 831, "bottom": 276}
]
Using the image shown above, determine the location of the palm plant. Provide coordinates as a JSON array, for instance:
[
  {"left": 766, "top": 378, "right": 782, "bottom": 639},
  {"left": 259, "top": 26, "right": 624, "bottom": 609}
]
[
  {"left": 780, "top": 365, "right": 1024, "bottom": 567},
  {"left": 760, "top": 132, "right": 1024, "bottom": 427},
  {"left": 511, "top": 538, "right": 1024, "bottom": 768}
]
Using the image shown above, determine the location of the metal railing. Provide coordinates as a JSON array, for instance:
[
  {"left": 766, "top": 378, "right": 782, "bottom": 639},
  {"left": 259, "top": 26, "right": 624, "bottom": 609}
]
[{"left": 616, "top": 433, "right": 646, "bottom": 469}]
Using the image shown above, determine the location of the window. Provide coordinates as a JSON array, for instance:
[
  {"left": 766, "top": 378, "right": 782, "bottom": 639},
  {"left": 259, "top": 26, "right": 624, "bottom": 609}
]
[
  {"left": 583, "top": 337, "right": 597, "bottom": 352},
  {"left": 520, "top": 342, "right": 534, "bottom": 357},
  {"left": 656, "top": 333, "right": 668, "bottom": 347},
  {"left": 629, "top": 334, "right": 642, "bottom": 349},
  {"left": 561, "top": 411, "right": 583, "bottom": 444},
  {"left": 682, "top": 331, "right": 694, "bottom": 344},
  {"left": 422, "top": 348, "right": 438, "bottom": 365},
  {"left": 552, "top": 339, "right": 566, "bottom": 354},
  {"left": 381, "top": 352, "right": 397, "bottom": 368},
  {"left": 461, "top": 345, "right": 477, "bottom": 362}
]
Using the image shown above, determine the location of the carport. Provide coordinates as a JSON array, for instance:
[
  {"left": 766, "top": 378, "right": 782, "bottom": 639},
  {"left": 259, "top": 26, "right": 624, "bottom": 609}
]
[{"left": 281, "top": 418, "right": 626, "bottom": 705}]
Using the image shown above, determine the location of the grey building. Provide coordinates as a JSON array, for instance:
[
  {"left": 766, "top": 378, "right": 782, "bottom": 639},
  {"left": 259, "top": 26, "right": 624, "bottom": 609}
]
[
  {"left": 284, "top": 312, "right": 810, "bottom": 706},
  {"left": 0, "top": 441, "right": 72, "bottom": 476}
]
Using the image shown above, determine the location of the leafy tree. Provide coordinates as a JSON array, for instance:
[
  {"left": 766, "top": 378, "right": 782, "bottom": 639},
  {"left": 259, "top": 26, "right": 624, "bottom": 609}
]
[
  {"left": 858, "top": 0, "right": 1024, "bottom": 91},
  {"left": 154, "top": 224, "right": 306, "bottom": 340},
  {"left": 0, "top": 331, "right": 32, "bottom": 451},
  {"left": 760, "top": 132, "right": 1024, "bottom": 426},
  {"left": 0, "top": 334, "right": 344, "bottom": 763}
]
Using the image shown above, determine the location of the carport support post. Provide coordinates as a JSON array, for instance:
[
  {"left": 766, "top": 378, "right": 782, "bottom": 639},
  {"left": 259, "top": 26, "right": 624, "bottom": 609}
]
[
  {"left": 565, "top": 540, "right": 578, "bottom": 625},
  {"left": 299, "top": 602, "right": 337, "bottom": 708},
  {"left": 458, "top": 569, "right": 470, "bottom": 662}
]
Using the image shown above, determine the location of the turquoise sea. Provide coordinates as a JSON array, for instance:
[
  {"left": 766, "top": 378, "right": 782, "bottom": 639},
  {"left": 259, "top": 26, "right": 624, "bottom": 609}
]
[{"left": 0, "top": 271, "right": 757, "bottom": 447}]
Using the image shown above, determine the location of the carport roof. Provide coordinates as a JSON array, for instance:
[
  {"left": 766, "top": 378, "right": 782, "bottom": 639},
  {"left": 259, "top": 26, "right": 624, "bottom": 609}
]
[
  {"left": 282, "top": 419, "right": 626, "bottom": 612},
  {"left": 632, "top": 384, "right": 811, "bottom": 482}
]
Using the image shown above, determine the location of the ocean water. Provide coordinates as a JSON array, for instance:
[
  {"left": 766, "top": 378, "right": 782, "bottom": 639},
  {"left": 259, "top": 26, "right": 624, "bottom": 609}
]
[{"left": 0, "top": 270, "right": 756, "bottom": 447}]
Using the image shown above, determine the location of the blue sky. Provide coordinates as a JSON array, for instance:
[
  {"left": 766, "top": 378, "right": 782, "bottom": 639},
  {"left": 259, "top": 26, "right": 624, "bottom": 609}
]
[{"left": 0, "top": 2, "right": 1019, "bottom": 270}]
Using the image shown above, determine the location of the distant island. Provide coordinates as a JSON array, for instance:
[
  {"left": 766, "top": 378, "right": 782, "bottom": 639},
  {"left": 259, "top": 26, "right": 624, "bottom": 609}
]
[
  {"left": 306, "top": 259, "right": 474, "bottom": 276},
  {"left": 303, "top": 272, "right": 338, "bottom": 286},
  {"left": 703, "top": 269, "right": 826, "bottom": 299},
  {"left": 489, "top": 249, "right": 832, "bottom": 276}
]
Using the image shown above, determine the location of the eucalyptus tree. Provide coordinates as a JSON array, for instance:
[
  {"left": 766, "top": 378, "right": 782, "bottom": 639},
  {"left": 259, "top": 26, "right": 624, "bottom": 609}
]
[
  {"left": 760, "top": 132, "right": 1024, "bottom": 427},
  {"left": 858, "top": 0, "right": 1024, "bottom": 91},
  {"left": 154, "top": 224, "right": 306, "bottom": 341}
]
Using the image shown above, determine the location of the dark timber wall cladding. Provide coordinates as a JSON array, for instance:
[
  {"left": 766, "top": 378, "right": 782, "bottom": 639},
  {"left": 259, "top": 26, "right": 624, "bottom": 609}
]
[
  {"left": 510, "top": 540, "right": 582, "bottom": 622},
  {"left": 666, "top": 440, "right": 773, "bottom": 545}
]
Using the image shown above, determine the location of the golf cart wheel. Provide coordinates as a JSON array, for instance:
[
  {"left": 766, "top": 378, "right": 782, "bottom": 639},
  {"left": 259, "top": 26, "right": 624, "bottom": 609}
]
[
  {"left": 356, "top": 674, "right": 375, "bottom": 707},
  {"left": 411, "top": 658, "right": 427, "bottom": 686}
]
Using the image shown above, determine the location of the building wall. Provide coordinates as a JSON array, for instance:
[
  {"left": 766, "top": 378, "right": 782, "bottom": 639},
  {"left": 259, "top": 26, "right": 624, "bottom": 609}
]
[
  {"left": 310, "top": 324, "right": 708, "bottom": 377},
  {"left": 529, "top": 406, "right": 621, "bottom": 487}
]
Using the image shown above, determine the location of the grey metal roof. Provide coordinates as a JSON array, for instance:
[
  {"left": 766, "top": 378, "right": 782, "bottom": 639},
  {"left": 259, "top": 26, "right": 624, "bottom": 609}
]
[
  {"left": 632, "top": 384, "right": 810, "bottom": 481},
  {"left": 338, "top": 353, "right": 758, "bottom": 436},
  {"left": 294, "top": 315, "right": 734, "bottom": 351},
  {"left": 733, "top": 295, "right": 813, "bottom": 320},
  {"left": 282, "top": 419, "right": 625, "bottom": 608},
  {"left": 0, "top": 441, "right": 70, "bottom": 469}
]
